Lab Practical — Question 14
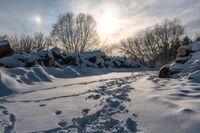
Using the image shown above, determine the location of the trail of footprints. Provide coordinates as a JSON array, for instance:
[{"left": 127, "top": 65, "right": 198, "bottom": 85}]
[
  {"left": 48, "top": 76, "right": 138, "bottom": 133},
  {"left": 0, "top": 106, "right": 16, "bottom": 133},
  {"left": 1, "top": 75, "right": 138, "bottom": 133}
]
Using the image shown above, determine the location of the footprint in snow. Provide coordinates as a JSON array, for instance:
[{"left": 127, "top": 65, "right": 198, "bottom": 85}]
[
  {"left": 39, "top": 104, "right": 46, "bottom": 107},
  {"left": 57, "top": 120, "right": 67, "bottom": 128},
  {"left": 3, "top": 113, "right": 16, "bottom": 133},
  {"left": 82, "top": 108, "right": 90, "bottom": 115},
  {"left": 126, "top": 118, "right": 137, "bottom": 132},
  {"left": 87, "top": 94, "right": 101, "bottom": 100},
  {"left": 44, "top": 76, "right": 137, "bottom": 132},
  {"left": 55, "top": 110, "right": 62, "bottom": 115}
]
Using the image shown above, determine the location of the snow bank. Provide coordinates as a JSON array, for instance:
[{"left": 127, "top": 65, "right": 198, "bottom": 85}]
[
  {"left": 0, "top": 68, "right": 18, "bottom": 96},
  {"left": 0, "top": 64, "right": 140, "bottom": 97},
  {"left": 0, "top": 65, "right": 53, "bottom": 97},
  {"left": 159, "top": 41, "right": 200, "bottom": 80},
  {"left": 0, "top": 44, "right": 141, "bottom": 97}
]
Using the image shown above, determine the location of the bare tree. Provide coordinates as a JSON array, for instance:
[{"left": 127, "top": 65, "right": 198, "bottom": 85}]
[
  {"left": 9, "top": 32, "right": 48, "bottom": 53},
  {"left": 181, "top": 35, "right": 192, "bottom": 45},
  {"left": 154, "top": 19, "right": 184, "bottom": 64},
  {"left": 44, "top": 36, "right": 57, "bottom": 50},
  {"left": 32, "top": 32, "right": 47, "bottom": 51},
  {"left": 120, "top": 19, "right": 184, "bottom": 67},
  {"left": 195, "top": 34, "right": 200, "bottom": 42},
  {"left": 51, "top": 12, "right": 99, "bottom": 53}
]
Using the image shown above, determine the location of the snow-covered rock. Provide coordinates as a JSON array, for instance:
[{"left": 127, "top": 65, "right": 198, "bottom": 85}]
[
  {"left": 0, "top": 54, "right": 26, "bottom": 68},
  {"left": 0, "top": 40, "right": 13, "bottom": 58},
  {"left": 160, "top": 41, "right": 200, "bottom": 78},
  {"left": 82, "top": 50, "right": 105, "bottom": 59},
  {"left": 0, "top": 48, "right": 141, "bottom": 69}
]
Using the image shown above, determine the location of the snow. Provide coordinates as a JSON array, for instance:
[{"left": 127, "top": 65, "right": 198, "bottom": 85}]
[
  {"left": 191, "top": 41, "right": 200, "bottom": 52},
  {"left": 130, "top": 75, "right": 200, "bottom": 133},
  {"left": 0, "top": 40, "right": 9, "bottom": 46},
  {"left": 0, "top": 54, "right": 25, "bottom": 67},
  {"left": 82, "top": 50, "right": 105, "bottom": 59},
  {"left": 186, "top": 51, "right": 200, "bottom": 64},
  {"left": 175, "top": 55, "right": 191, "bottom": 62},
  {"left": 188, "top": 70, "right": 200, "bottom": 82},
  {"left": 1, "top": 67, "right": 200, "bottom": 133},
  {"left": 169, "top": 63, "right": 184, "bottom": 71},
  {"left": 36, "top": 49, "right": 54, "bottom": 58}
]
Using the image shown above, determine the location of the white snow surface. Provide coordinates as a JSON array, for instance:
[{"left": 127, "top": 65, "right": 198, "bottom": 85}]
[
  {"left": 0, "top": 40, "right": 9, "bottom": 46},
  {"left": 191, "top": 41, "right": 200, "bottom": 52},
  {"left": 1, "top": 67, "right": 200, "bottom": 133}
]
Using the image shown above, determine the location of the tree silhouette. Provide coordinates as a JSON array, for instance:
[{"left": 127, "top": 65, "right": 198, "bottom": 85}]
[{"left": 51, "top": 12, "right": 99, "bottom": 53}]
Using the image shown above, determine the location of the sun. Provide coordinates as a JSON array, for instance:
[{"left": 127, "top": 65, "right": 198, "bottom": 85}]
[
  {"left": 35, "top": 15, "right": 42, "bottom": 24},
  {"left": 98, "top": 10, "right": 120, "bottom": 36}
]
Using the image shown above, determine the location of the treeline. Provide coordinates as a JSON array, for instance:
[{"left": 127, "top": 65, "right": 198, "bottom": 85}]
[
  {"left": 120, "top": 19, "right": 200, "bottom": 67},
  {"left": 0, "top": 33, "right": 53, "bottom": 52},
  {"left": 0, "top": 12, "right": 99, "bottom": 53}
]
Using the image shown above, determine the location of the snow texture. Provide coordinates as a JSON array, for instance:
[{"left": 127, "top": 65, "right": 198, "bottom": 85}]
[{"left": 1, "top": 69, "right": 200, "bottom": 133}]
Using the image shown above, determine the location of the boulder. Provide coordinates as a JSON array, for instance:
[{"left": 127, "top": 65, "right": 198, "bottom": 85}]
[
  {"left": 62, "top": 56, "right": 76, "bottom": 65},
  {"left": 88, "top": 56, "right": 97, "bottom": 63},
  {"left": 0, "top": 40, "right": 13, "bottom": 58},
  {"left": 113, "top": 60, "right": 121, "bottom": 68},
  {"left": 158, "top": 66, "right": 170, "bottom": 78},
  {"left": 159, "top": 64, "right": 182, "bottom": 78},
  {"left": 51, "top": 47, "right": 62, "bottom": 59},
  {"left": 43, "top": 54, "right": 54, "bottom": 67},
  {"left": 26, "top": 61, "right": 37, "bottom": 67},
  {"left": 60, "top": 53, "right": 77, "bottom": 65},
  {"left": 36, "top": 50, "right": 54, "bottom": 67},
  {"left": 177, "top": 47, "right": 189, "bottom": 57}
]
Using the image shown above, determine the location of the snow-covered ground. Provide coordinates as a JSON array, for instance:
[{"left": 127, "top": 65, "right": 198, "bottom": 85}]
[{"left": 1, "top": 66, "right": 200, "bottom": 133}]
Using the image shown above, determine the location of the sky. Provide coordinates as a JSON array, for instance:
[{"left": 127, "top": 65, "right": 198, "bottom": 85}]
[{"left": 0, "top": 0, "right": 200, "bottom": 44}]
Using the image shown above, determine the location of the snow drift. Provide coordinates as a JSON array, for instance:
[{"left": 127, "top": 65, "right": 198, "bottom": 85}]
[{"left": 0, "top": 46, "right": 141, "bottom": 97}]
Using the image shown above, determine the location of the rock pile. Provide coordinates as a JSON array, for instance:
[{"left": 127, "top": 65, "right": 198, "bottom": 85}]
[
  {"left": 0, "top": 43, "right": 141, "bottom": 69},
  {"left": 159, "top": 41, "right": 200, "bottom": 78}
]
